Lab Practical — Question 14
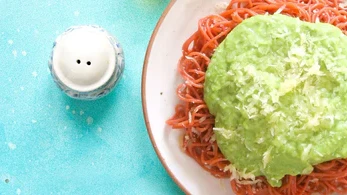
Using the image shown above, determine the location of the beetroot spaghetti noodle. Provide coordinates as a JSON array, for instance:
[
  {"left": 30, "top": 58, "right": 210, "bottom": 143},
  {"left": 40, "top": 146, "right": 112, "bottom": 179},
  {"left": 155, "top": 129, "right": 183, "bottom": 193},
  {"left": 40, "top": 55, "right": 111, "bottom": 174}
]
[{"left": 166, "top": 0, "right": 347, "bottom": 194}]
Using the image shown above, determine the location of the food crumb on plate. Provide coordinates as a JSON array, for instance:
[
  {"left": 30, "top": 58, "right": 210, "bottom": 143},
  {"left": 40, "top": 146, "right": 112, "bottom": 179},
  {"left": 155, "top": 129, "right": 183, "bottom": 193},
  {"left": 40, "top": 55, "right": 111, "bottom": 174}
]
[
  {"left": 219, "top": 178, "right": 226, "bottom": 191},
  {"left": 215, "top": 2, "right": 229, "bottom": 13}
]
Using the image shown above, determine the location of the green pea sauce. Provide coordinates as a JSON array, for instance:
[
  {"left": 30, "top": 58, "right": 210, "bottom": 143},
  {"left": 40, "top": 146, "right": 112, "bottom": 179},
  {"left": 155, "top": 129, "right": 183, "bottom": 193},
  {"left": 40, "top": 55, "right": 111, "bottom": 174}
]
[{"left": 204, "top": 14, "right": 347, "bottom": 187}]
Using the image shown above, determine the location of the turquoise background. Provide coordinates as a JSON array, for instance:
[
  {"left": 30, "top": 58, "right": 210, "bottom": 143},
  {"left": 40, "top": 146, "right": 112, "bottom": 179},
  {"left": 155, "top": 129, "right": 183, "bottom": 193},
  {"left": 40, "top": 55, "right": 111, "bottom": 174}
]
[{"left": 0, "top": 0, "right": 183, "bottom": 194}]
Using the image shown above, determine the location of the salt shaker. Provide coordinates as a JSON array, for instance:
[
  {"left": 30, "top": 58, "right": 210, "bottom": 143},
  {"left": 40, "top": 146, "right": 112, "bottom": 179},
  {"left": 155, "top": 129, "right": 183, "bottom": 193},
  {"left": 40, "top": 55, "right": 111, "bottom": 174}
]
[{"left": 49, "top": 25, "right": 124, "bottom": 100}]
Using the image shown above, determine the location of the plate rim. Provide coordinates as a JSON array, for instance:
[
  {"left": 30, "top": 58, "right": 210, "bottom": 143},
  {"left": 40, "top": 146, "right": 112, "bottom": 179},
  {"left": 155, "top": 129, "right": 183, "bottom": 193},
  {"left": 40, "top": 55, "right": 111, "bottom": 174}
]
[{"left": 141, "top": 0, "right": 189, "bottom": 194}]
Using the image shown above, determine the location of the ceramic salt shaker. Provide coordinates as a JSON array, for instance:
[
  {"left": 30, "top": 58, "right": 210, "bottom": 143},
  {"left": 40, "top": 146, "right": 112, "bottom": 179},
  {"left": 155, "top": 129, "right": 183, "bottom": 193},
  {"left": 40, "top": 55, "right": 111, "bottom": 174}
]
[{"left": 49, "top": 25, "right": 124, "bottom": 100}]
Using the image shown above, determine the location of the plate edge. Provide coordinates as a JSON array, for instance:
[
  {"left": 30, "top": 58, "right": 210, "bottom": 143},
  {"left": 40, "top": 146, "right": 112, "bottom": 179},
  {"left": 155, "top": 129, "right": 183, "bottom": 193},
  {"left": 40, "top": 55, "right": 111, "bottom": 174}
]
[{"left": 141, "top": 0, "right": 190, "bottom": 194}]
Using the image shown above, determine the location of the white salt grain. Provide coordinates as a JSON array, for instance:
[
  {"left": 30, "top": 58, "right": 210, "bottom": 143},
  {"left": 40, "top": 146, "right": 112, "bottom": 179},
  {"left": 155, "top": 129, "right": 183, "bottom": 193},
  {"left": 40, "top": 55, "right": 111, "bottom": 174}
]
[
  {"left": 32, "top": 71, "right": 38, "bottom": 78},
  {"left": 97, "top": 127, "right": 102, "bottom": 132},
  {"left": 74, "top": 11, "right": 80, "bottom": 16},
  {"left": 86, "top": 117, "right": 94, "bottom": 125},
  {"left": 8, "top": 142, "right": 16, "bottom": 150},
  {"left": 12, "top": 50, "right": 17, "bottom": 57}
]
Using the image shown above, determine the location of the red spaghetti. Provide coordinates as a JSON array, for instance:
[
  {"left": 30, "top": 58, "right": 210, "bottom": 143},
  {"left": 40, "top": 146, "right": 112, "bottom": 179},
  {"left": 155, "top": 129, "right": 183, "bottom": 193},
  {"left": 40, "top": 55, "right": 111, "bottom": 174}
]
[{"left": 166, "top": 0, "right": 347, "bottom": 194}]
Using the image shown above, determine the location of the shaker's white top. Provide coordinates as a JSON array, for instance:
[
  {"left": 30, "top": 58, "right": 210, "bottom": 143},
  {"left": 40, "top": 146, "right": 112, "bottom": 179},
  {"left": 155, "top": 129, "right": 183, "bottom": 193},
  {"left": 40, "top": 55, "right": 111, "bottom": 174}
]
[{"left": 52, "top": 26, "right": 116, "bottom": 92}]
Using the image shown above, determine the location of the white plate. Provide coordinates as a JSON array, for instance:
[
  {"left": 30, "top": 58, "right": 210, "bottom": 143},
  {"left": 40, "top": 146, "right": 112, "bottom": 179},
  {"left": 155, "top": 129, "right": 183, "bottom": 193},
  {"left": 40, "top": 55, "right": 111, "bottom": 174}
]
[{"left": 142, "top": 0, "right": 233, "bottom": 194}]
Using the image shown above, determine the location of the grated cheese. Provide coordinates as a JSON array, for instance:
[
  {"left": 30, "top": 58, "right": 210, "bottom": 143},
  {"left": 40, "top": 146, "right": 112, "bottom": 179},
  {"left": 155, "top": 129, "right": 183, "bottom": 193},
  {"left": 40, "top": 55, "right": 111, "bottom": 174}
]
[{"left": 224, "top": 164, "right": 262, "bottom": 185}]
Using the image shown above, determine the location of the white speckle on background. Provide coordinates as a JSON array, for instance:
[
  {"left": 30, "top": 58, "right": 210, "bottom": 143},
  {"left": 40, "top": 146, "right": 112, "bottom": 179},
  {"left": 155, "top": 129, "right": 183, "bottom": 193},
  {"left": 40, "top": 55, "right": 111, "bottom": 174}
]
[
  {"left": 16, "top": 188, "right": 21, "bottom": 195},
  {"left": 64, "top": 126, "right": 67, "bottom": 130},
  {"left": 74, "top": 11, "right": 80, "bottom": 16},
  {"left": 72, "top": 110, "right": 76, "bottom": 114},
  {"left": 97, "top": 127, "right": 102, "bottom": 132},
  {"left": 16, "top": 29, "right": 20, "bottom": 33},
  {"left": 12, "top": 50, "right": 17, "bottom": 57},
  {"left": 8, "top": 142, "right": 16, "bottom": 150},
  {"left": 48, "top": 104, "right": 52, "bottom": 108},
  {"left": 13, "top": 121, "right": 17, "bottom": 125},
  {"left": 65, "top": 105, "right": 70, "bottom": 110},
  {"left": 8, "top": 78, "right": 12, "bottom": 82},
  {"left": 21, "top": 51, "right": 27, "bottom": 56},
  {"left": 91, "top": 162, "right": 95, "bottom": 166},
  {"left": 86, "top": 117, "right": 94, "bottom": 125},
  {"left": 79, "top": 110, "right": 84, "bottom": 115},
  {"left": 34, "top": 29, "right": 39, "bottom": 34},
  {"left": 11, "top": 109, "right": 15, "bottom": 113},
  {"left": 31, "top": 120, "right": 37, "bottom": 124},
  {"left": 32, "top": 71, "right": 38, "bottom": 78},
  {"left": 8, "top": 40, "right": 13, "bottom": 45},
  {"left": 20, "top": 86, "right": 24, "bottom": 91}
]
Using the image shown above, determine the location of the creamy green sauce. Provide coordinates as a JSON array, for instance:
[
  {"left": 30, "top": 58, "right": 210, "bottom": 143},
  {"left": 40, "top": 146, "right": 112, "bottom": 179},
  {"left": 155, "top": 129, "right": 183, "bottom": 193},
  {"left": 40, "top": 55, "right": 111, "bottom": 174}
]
[{"left": 204, "top": 14, "right": 347, "bottom": 187}]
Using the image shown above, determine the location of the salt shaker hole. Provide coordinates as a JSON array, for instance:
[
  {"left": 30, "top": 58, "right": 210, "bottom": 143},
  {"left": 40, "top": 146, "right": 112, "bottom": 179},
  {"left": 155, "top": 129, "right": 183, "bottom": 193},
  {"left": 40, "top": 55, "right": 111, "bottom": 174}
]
[
  {"left": 86, "top": 61, "right": 91, "bottom": 66},
  {"left": 76, "top": 59, "right": 81, "bottom": 64}
]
